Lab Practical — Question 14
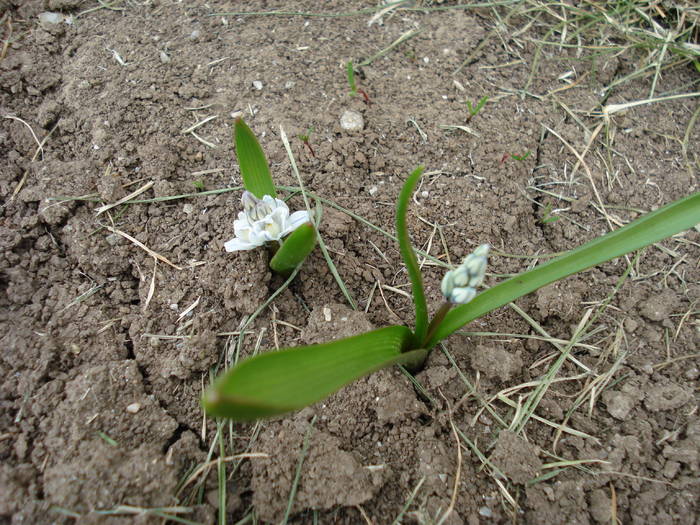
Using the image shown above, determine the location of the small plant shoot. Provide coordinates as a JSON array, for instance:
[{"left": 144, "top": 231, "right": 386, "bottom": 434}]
[
  {"left": 205, "top": 164, "right": 700, "bottom": 421},
  {"left": 511, "top": 150, "right": 532, "bottom": 161},
  {"left": 225, "top": 118, "right": 317, "bottom": 272},
  {"left": 346, "top": 60, "right": 370, "bottom": 104},
  {"left": 465, "top": 95, "right": 488, "bottom": 122},
  {"left": 539, "top": 202, "right": 559, "bottom": 224},
  {"left": 298, "top": 126, "right": 315, "bottom": 158}
]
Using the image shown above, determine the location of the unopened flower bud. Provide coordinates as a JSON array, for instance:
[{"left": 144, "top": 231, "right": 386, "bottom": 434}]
[{"left": 441, "top": 244, "right": 490, "bottom": 304}]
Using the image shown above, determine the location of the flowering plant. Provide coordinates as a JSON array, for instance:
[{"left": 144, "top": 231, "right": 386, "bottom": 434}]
[
  {"left": 224, "top": 192, "right": 310, "bottom": 252},
  {"left": 204, "top": 163, "right": 700, "bottom": 421},
  {"left": 227, "top": 118, "right": 316, "bottom": 274}
]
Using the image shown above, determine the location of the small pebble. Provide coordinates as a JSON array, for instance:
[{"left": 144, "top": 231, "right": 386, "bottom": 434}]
[
  {"left": 159, "top": 51, "right": 170, "bottom": 64},
  {"left": 126, "top": 403, "right": 141, "bottom": 414},
  {"left": 252, "top": 80, "right": 263, "bottom": 90},
  {"left": 183, "top": 203, "right": 194, "bottom": 215},
  {"left": 479, "top": 506, "right": 493, "bottom": 518},
  {"left": 368, "top": 186, "right": 378, "bottom": 196},
  {"left": 340, "top": 110, "right": 363, "bottom": 132},
  {"left": 105, "top": 233, "right": 121, "bottom": 246},
  {"left": 190, "top": 30, "right": 201, "bottom": 40},
  {"left": 38, "top": 12, "right": 63, "bottom": 24}
]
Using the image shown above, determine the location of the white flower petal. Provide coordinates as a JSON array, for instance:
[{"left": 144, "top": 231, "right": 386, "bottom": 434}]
[
  {"left": 286, "top": 210, "right": 311, "bottom": 232},
  {"left": 224, "top": 237, "right": 260, "bottom": 252}
]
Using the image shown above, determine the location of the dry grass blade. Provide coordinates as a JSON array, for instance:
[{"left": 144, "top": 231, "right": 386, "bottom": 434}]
[
  {"left": 95, "top": 181, "right": 154, "bottom": 216},
  {"left": 103, "top": 225, "right": 182, "bottom": 270}
]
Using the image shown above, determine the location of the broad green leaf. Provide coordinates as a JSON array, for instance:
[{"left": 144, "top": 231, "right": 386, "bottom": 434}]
[
  {"left": 203, "top": 326, "right": 425, "bottom": 420},
  {"left": 428, "top": 191, "right": 700, "bottom": 347},
  {"left": 396, "top": 166, "right": 429, "bottom": 346},
  {"left": 234, "top": 118, "right": 277, "bottom": 199},
  {"left": 270, "top": 223, "right": 317, "bottom": 275}
]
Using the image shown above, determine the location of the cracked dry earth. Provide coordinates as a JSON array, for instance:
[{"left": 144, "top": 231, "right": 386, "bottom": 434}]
[{"left": 1, "top": 1, "right": 698, "bottom": 524}]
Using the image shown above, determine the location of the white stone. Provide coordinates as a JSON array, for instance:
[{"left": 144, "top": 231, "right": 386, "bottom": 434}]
[
  {"left": 252, "top": 80, "right": 263, "bottom": 90},
  {"left": 126, "top": 403, "right": 141, "bottom": 414},
  {"left": 340, "top": 110, "right": 363, "bottom": 132},
  {"left": 39, "top": 12, "right": 64, "bottom": 24}
]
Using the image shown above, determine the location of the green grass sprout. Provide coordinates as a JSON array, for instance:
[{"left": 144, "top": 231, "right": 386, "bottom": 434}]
[
  {"left": 510, "top": 150, "right": 532, "bottom": 161},
  {"left": 346, "top": 60, "right": 370, "bottom": 104},
  {"left": 297, "top": 126, "right": 316, "bottom": 158},
  {"left": 203, "top": 162, "right": 700, "bottom": 421},
  {"left": 465, "top": 95, "right": 488, "bottom": 122},
  {"left": 539, "top": 202, "right": 559, "bottom": 224},
  {"left": 191, "top": 180, "right": 205, "bottom": 192}
]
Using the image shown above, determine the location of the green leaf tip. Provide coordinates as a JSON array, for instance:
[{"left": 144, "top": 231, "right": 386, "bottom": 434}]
[
  {"left": 233, "top": 118, "right": 277, "bottom": 199},
  {"left": 427, "top": 191, "right": 700, "bottom": 347},
  {"left": 396, "top": 166, "right": 429, "bottom": 347},
  {"left": 270, "top": 222, "right": 317, "bottom": 274},
  {"left": 202, "top": 325, "right": 422, "bottom": 421}
]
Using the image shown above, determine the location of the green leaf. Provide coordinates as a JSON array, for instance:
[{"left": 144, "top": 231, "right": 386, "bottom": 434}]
[
  {"left": 428, "top": 192, "right": 700, "bottom": 347},
  {"left": 202, "top": 326, "right": 424, "bottom": 420},
  {"left": 346, "top": 60, "right": 357, "bottom": 95},
  {"left": 396, "top": 166, "right": 429, "bottom": 347},
  {"left": 269, "top": 223, "right": 317, "bottom": 275},
  {"left": 234, "top": 118, "right": 277, "bottom": 198}
]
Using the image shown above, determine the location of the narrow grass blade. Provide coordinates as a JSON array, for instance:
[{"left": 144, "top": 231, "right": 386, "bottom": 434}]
[
  {"left": 203, "top": 326, "right": 424, "bottom": 420},
  {"left": 428, "top": 192, "right": 700, "bottom": 346},
  {"left": 396, "top": 166, "right": 429, "bottom": 346},
  {"left": 269, "top": 223, "right": 317, "bottom": 275},
  {"left": 346, "top": 60, "right": 356, "bottom": 95},
  {"left": 234, "top": 118, "right": 276, "bottom": 198}
]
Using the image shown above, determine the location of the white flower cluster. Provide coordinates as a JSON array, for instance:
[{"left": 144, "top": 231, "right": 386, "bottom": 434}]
[
  {"left": 224, "top": 191, "right": 310, "bottom": 252},
  {"left": 440, "top": 244, "right": 490, "bottom": 304}
]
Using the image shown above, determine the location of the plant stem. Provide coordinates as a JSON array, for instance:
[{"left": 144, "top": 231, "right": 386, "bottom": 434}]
[{"left": 422, "top": 302, "right": 453, "bottom": 348}]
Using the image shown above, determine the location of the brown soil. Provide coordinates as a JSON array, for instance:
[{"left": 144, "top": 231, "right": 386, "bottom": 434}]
[{"left": 1, "top": 1, "right": 698, "bottom": 524}]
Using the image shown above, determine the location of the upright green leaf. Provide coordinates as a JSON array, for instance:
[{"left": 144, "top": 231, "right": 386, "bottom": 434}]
[
  {"left": 234, "top": 118, "right": 277, "bottom": 198},
  {"left": 427, "top": 191, "right": 700, "bottom": 347},
  {"left": 202, "top": 325, "right": 424, "bottom": 420},
  {"left": 396, "top": 166, "right": 429, "bottom": 347},
  {"left": 270, "top": 222, "right": 317, "bottom": 275}
]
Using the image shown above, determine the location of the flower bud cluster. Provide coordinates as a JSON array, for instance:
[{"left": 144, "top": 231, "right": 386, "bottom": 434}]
[{"left": 440, "top": 244, "right": 490, "bottom": 304}]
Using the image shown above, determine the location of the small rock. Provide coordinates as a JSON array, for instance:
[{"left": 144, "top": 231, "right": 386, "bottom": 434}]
[
  {"left": 252, "top": 80, "right": 263, "bottom": 90},
  {"left": 471, "top": 345, "right": 523, "bottom": 382},
  {"left": 478, "top": 507, "right": 492, "bottom": 518},
  {"left": 38, "top": 12, "right": 64, "bottom": 25},
  {"left": 105, "top": 233, "right": 121, "bottom": 246},
  {"left": 639, "top": 290, "right": 678, "bottom": 321},
  {"left": 340, "top": 110, "right": 364, "bottom": 132},
  {"left": 183, "top": 203, "right": 194, "bottom": 215},
  {"left": 662, "top": 460, "right": 680, "bottom": 479},
  {"left": 489, "top": 431, "right": 542, "bottom": 484},
  {"left": 588, "top": 489, "right": 612, "bottom": 523},
  {"left": 644, "top": 383, "right": 692, "bottom": 411},
  {"left": 602, "top": 391, "right": 636, "bottom": 420},
  {"left": 159, "top": 51, "right": 171, "bottom": 64},
  {"left": 126, "top": 402, "right": 141, "bottom": 414},
  {"left": 662, "top": 440, "right": 698, "bottom": 467}
]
